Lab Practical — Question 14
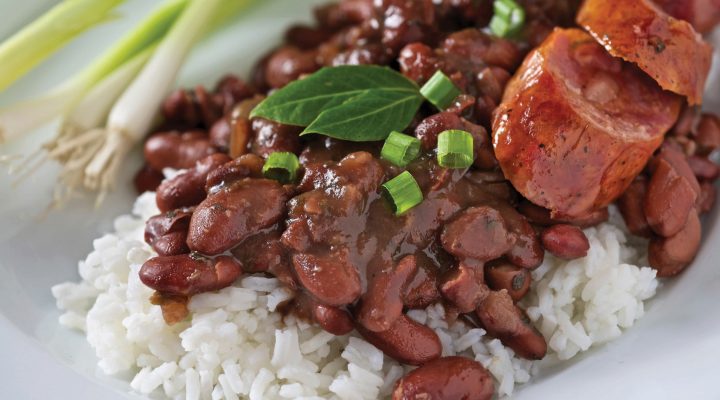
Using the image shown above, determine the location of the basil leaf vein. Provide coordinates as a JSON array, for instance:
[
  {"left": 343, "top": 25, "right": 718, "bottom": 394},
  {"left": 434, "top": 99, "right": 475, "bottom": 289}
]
[{"left": 250, "top": 65, "right": 424, "bottom": 141}]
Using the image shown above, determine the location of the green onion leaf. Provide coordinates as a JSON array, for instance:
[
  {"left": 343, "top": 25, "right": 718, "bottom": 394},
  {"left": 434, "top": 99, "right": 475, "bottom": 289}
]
[
  {"left": 262, "top": 152, "right": 300, "bottom": 184},
  {"left": 420, "top": 70, "right": 461, "bottom": 110},
  {"left": 0, "top": 0, "right": 127, "bottom": 93},
  {"left": 382, "top": 171, "right": 424, "bottom": 215},
  {"left": 381, "top": 131, "right": 421, "bottom": 167},
  {"left": 489, "top": 0, "right": 526, "bottom": 38},
  {"left": 437, "top": 130, "right": 474, "bottom": 168}
]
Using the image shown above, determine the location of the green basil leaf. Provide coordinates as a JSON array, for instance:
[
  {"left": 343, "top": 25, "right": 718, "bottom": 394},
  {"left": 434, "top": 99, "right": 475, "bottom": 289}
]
[
  {"left": 301, "top": 89, "right": 424, "bottom": 141},
  {"left": 249, "top": 65, "right": 424, "bottom": 141}
]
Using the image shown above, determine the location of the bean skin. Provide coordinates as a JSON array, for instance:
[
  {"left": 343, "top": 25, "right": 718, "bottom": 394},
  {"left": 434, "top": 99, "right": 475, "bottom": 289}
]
[
  {"left": 476, "top": 290, "right": 547, "bottom": 360},
  {"left": 694, "top": 114, "right": 720, "bottom": 155},
  {"left": 644, "top": 158, "right": 698, "bottom": 237},
  {"left": 541, "top": 224, "right": 590, "bottom": 260},
  {"left": 402, "top": 263, "right": 441, "bottom": 309},
  {"left": 500, "top": 206, "right": 545, "bottom": 269},
  {"left": 155, "top": 154, "right": 231, "bottom": 213},
  {"left": 144, "top": 131, "right": 217, "bottom": 171},
  {"left": 205, "top": 154, "right": 264, "bottom": 192},
  {"left": 134, "top": 164, "right": 164, "bottom": 194},
  {"left": 698, "top": 182, "right": 717, "bottom": 214},
  {"left": 648, "top": 211, "right": 702, "bottom": 277},
  {"left": 358, "top": 255, "right": 418, "bottom": 332},
  {"left": 312, "top": 303, "right": 355, "bottom": 336},
  {"left": 144, "top": 209, "right": 193, "bottom": 256},
  {"left": 187, "top": 178, "right": 288, "bottom": 255},
  {"left": 687, "top": 155, "right": 719, "bottom": 181},
  {"left": 617, "top": 177, "right": 652, "bottom": 237},
  {"left": 292, "top": 250, "right": 361, "bottom": 307},
  {"left": 139, "top": 254, "right": 242, "bottom": 296},
  {"left": 357, "top": 314, "right": 442, "bottom": 366},
  {"left": 392, "top": 356, "right": 494, "bottom": 400},
  {"left": 485, "top": 263, "right": 531, "bottom": 301}
]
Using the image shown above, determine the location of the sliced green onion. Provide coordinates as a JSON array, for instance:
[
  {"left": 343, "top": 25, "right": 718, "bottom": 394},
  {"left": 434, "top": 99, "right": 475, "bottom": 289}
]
[
  {"left": 437, "top": 130, "right": 474, "bottom": 169},
  {"left": 0, "top": 0, "right": 126, "bottom": 93},
  {"left": 382, "top": 171, "right": 424, "bottom": 215},
  {"left": 489, "top": 0, "right": 526, "bottom": 38},
  {"left": 262, "top": 152, "right": 301, "bottom": 184},
  {"left": 420, "top": 70, "right": 461, "bottom": 110},
  {"left": 381, "top": 131, "right": 421, "bottom": 167}
]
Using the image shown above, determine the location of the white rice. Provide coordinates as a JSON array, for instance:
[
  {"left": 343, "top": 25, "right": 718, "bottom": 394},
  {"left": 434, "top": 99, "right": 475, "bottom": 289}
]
[{"left": 53, "top": 193, "right": 658, "bottom": 399}]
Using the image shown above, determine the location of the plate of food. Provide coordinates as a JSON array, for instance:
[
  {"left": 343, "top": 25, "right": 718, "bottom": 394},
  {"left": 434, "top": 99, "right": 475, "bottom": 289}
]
[{"left": 1, "top": 0, "right": 719, "bottom": 399}]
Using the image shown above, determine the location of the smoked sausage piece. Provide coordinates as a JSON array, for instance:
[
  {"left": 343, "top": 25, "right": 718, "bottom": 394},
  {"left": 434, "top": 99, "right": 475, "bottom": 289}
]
[
  {"left": 577, "top": 0, "right": 712, "bottom": 104},
  {"left": 492, "top": 28, "right": 681, "bottom": 218}
]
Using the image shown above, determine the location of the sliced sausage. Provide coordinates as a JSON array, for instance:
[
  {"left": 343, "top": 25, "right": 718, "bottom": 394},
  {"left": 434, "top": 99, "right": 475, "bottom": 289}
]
[
  {"left": 485, "top": 263, "right": 531, "bottom": 301},
  {"left": 652, "top": 0, "right": 720, "bottom": 34},
  {"left": 441, "top": 206, "right": 515, "bottom": 262},
  {"left": 577, "top": 0, "right": 712, "bottom": 104},
  {"left": 493, "top": 28, "right": 681, "bottom": 218},
  {"left": 618, "top": 177, "right": 652, "bottom": 237},
  {"left": 392, "top": 356, "right": 494, "bottom": 400}
]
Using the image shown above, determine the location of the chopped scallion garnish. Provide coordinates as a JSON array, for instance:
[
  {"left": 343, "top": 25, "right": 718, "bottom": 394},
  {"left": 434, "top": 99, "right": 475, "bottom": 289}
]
[
  {"left": 437, "top": 130, "right": 474, "bottom": 168},
  {"left": 489, "top": 0, "right": 525, "bottom": 38},
  {"left": 382, "top": 171, "right": 423, "bottom": 215},
  {"left": 262, "top": 152, "right": 301, "bottom": 184},
  {"left": 420, "top": 70, "right": 461, "bottom": 110},
  {"left": 381, "top": 131, "right": 421, "bottom": 167}
]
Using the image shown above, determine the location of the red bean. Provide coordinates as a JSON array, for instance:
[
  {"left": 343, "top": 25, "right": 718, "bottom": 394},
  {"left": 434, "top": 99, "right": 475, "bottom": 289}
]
[
  {"left": 648, "top": 211, "right": 702, "bottom": 277},
  {"left": 541, "top": 224, "right": 590, "bottom": 260},
  {"left": 402, "top": 263, "right": 441, "bottom": 309},
  {"left": 144, "top": 131, "right": 217, "bottom": 171},
  {"left": 440, "top": 260, "right": 490, "bottom": 313},
  {"left": 617, "top": 177, "right": 652, "bottom": 237},
  {"left": 205, "top": 154, "right": 264, "bottom": 192},
  {"left": 358, "top": 255, "right": 418, "bottom": 332},
  {"left": 155, "top": 154, "right": 231, "bottom": 213},
  {"left": 139, "top": 254, "right": 242, "bottom": 296},
  {"left": 441, "top": 206, "right": 515, "bottom": 262},
  {"left": 698, "top": 182, "right": 717, "bottom": 214},
  {"left": 251, "top": 118, "right": 303, "bottom": 158},
  {"left": 644, "top": 158, "right": 698, "bottom": 237},
  {"left": 264, "top": 46, "right": 319, "bottom": 89},
  {"left": 517, "top": 201, "right": 609, "bottom": 228},
  {"left": 392, "top": 356, "right": 494, "bottom": 400},
  {"left": 187, "top": 178, "right": 288, "bottom": 255},
  {"left": 133, "top": 164, "right": 164, "bottom": 194},
  {"left": 312, "top": 303, "right": 355, "bottom": 336},
  {"left": 687, "top": 155, "right": 719, "bottom": 181},
  {"left": 694, "top": 114, "right": 720, "bottom": 155},
  {"left": 475, "top": 290, "right": 547, "bottom": 360},
  {"left": 292, "top": 250, "right": 361, "bottom": 307},
  {"left": 357, "top": 314, "right": 442, "bottom": 366},
  {"left": 485, "top": 263, "right": 531, "bottom": 301},
  {"left": 145, "top": 209, "right": 193, "bottom": 256},
  {"left": 285, "top": 25, "right": 333, "bottom": 50}
]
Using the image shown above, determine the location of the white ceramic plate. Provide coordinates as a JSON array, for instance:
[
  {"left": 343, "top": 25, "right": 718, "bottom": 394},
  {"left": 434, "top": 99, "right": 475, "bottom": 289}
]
[{"left": 1, "top": 1, "right": 719, "bottom": 399}]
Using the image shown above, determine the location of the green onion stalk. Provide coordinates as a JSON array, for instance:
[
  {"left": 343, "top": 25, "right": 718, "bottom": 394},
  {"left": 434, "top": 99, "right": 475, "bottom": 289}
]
[{"left": 0, "top": 0, "right": 187, "bottom": 145}]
